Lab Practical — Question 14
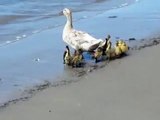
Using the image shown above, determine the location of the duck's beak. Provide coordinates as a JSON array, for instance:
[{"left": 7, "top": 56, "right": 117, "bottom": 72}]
[{"left": 59, "top": 11, "right": 63, "bottom": 16}]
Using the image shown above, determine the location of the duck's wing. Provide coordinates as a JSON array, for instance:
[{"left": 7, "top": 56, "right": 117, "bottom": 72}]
[
  {"left": 71, "top": 29, "right": 102, "bottom": 43},
  {"left": 66, "top": 29, "right": 103, "bottom": 51}
]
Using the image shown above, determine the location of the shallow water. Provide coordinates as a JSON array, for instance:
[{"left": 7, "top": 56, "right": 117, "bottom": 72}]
[{"left": 0, "top": 0, "right": 140, "bottom": 107}]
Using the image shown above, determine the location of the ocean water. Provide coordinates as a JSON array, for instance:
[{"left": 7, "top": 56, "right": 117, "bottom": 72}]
[{"left": 0, "top": 0, "right": 137, "bottom": 107}]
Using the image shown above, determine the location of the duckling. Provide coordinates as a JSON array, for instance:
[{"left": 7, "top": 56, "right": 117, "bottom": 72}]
[
  {"left": 94, "top": 47, "right": 103, "bottom": 63},
  {"left": 117, "top": 40, "right": 123, "bottom": 46},
  {"left": 63, "top": 46, "right": 72, "bottom": 65},
  {"left": 102, "top": 35, "right": 111, "bottom": 55},
  {"left": 72, "top": 49, "right": 84, "bottom": 67},
  {"left": 105, "top": 40, "right": 116, "bottom": 60},
  {"left": 119, "top": 40, "right": 129, "bottom": 54},
  {"left": 114, "top": 42, "right": 122, "bottom": 57}
]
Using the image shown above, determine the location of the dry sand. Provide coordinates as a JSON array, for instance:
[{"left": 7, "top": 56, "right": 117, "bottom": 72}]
[{"left": 0, "top": 43, "right": 160, "bottom": 120}]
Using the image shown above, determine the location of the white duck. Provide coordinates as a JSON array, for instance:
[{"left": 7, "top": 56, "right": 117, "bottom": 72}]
[{"left": 62, "top": 8, "right": 104, "bottom": 52}]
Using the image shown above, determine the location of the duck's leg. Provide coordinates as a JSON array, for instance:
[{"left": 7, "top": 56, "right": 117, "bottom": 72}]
[
  {"left": 95, "top": 58, "right": 98, "bottom": 63},
  {"left": 63, "top": 51, "right": 67, "bottom": 64}
]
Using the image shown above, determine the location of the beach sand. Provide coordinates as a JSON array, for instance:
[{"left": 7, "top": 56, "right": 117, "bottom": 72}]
[{"left": 0, "top": 41, "right": 160, "bottom": 120}]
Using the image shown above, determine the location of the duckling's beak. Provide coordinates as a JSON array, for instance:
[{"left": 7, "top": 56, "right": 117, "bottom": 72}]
[{"left": 59, "top": 11, "right": 63, "bottom": 16}]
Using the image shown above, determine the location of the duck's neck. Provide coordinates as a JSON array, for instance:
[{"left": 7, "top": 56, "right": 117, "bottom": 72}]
[
  {"left": 64, "top": 13, "right": 73, "bottom": 32},
  {"left": 107, "top": 42, "right": 111, "bottom": 51}
]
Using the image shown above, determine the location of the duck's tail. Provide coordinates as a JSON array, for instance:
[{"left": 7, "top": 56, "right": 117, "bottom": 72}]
[
  {"left": 87, "top": 39, "right": 105, "bottom": 51},
  {"left": 78, "top": 39, "right": 105, "bottom": 52},
  {"left": 83, "top": 42, "right": 100, "bottom": 52},
  {"left": 98, "top": 39, "right": 106, "bottom": 48}
]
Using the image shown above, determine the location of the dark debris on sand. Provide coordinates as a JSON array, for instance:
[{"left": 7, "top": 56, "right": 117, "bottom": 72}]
[
  {"left": 0, "top": 96, "right": 29, "bottom": 110},
  {"left": 129, "top": 37, "right": 160, "bottom": 50},
  {"left": 108, "top": 15, "right": 118, "bottom": 18}
]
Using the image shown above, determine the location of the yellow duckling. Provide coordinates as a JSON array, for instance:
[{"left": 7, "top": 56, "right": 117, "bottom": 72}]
[
  {"left": 117, "top": 40, "right": 123, "bottom": 46},
  {"left": 114, "top": 42, "right": 122, "bottom": 57},
  {"left": 105, "top": 40, "right": 116, "bottom": 60},
  {"left": 63, "top": 46, "right": 72, "bottom": 65},
  {"left": 94, "top": 47, "right": 103, "bottom": 63},
  {"left": 102, "top": 35, "right": 111, "bottom": 55},
  {"left": 119, "top": 41, "right": 129, "bottom": 54},
  {"left": 72, "top": 49, "right": 84, "bottom": 67}
]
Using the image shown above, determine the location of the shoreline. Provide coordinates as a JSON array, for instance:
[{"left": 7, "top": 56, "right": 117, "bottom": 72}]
[{"left": 0, "top": 36, "right": 160, "bottom": 110}]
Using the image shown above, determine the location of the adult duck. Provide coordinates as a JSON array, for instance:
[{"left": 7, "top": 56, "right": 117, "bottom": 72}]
[{"left": 62, "top": 8, "right": 104, "bottom": 52}]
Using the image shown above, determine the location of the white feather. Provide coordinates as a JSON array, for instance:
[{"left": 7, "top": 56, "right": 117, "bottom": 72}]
[{"left": 62, "top": 8, "right": 104, "bottom": 51}]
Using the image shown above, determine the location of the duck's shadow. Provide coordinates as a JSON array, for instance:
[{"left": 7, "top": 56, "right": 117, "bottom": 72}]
[{"left": 63, "top": 53, "right": 107, "bottom": 77}]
